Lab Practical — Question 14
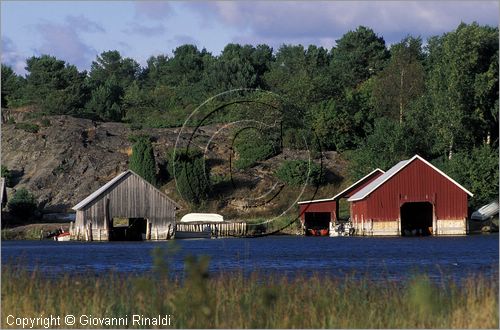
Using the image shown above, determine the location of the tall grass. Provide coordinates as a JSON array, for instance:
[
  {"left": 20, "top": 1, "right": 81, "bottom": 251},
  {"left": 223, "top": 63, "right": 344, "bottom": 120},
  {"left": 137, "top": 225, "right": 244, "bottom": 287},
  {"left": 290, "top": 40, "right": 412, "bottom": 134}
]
[{"left": 2, "top": 252, "right": 498, "bottom": 328}]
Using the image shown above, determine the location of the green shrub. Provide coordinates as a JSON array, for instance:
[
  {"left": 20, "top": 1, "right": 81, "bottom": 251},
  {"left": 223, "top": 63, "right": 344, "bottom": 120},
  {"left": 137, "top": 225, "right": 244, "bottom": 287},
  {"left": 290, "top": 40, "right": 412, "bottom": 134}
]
[
  {"left": 233, "top": 129, "right": 279, "bottom": 169},
  {"left": 168, "top": 148, "right": 211, "bottom": 204},
  {"left": 433, "top": 145, "right": 499, "bottom": 209},
  {"left": 8, "top": 188, "right": 37, "bottom": 218},
  {"left": 129, "top": 122, "right": 143, "bottom": 131},
  {"left": 128, "top": 134, "right": 150, "bottom": 143},
  {"left": 129, "top": 137, "right": 157, "bottom": 185},
  {"left": 283, "top": 128, "right": 311, "bottom": 150},
  {"left": 1, "top": 165, "right": 13, "bottom": 187},
  {"left": 6, "top": 117, "right": 15, "bottom": 125},
  {"left": 14, "top": 122, "right": 40, "bottom": 133},
  {"left": 40, "top": 118, "right": 51, "bottom": 127},
  {"left": 275, "top": 160, "right": 324, "bottom": 186}
]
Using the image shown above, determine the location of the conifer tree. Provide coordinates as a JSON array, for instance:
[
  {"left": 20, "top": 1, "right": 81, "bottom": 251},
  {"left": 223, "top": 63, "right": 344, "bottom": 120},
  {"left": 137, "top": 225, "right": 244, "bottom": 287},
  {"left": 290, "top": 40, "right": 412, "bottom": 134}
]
[{"left": 129, "top": 137, "right": 157, "bottom": 185}]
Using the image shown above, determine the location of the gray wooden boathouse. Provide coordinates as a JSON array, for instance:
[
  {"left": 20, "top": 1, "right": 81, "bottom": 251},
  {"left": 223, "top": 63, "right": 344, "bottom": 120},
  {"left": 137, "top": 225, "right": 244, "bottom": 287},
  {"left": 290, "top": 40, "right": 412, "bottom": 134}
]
[{"left": 71, "top": 170, "right": 179, "bottom": 241}]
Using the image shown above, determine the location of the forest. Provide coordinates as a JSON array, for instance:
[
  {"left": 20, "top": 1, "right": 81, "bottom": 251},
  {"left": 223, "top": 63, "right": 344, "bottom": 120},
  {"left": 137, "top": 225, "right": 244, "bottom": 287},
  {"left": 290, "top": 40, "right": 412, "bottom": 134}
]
[{"left": 1, "top": 23, "right": 498, "bottom": 208}]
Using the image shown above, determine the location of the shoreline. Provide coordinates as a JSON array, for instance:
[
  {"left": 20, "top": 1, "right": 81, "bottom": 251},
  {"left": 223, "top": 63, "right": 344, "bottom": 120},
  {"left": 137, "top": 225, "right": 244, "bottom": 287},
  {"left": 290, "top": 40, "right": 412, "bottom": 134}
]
[{"left": 1, "top": 223, "right": 70, "bottom": 240}]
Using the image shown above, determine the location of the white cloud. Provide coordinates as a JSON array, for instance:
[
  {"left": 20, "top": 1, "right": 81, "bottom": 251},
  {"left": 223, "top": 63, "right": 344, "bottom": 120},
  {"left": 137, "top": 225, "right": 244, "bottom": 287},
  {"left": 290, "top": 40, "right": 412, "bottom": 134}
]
[
  {"left": 35, "top": 19, "right": 98, "bottom": 70},
  {"left": 170, "top": 35, "right": 199, "bottom": 46},
  {"left": 134, "top": 1, "right": 174, "bottom": 20},
  {"left": 66, "top": 15, "right": 105, "bottom": 33},
  {"left": 1, "top": 37, "right": 27, "bottom": 75},
  {"left": 187, "top": 1, "right": 499, "bottom": 45},
  {"left": 123, "top": 22, "right": 166, "bottom": 36}
]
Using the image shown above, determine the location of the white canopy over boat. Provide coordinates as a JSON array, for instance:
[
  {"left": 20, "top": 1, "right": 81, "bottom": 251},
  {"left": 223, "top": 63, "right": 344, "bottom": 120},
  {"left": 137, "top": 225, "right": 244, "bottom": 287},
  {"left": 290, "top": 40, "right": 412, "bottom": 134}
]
[
  {"left": 180, "top": 213, "right": 224, "bottom": 223},
  {"left": 471, "top": 201, "right": 499, "bottom": 221}
]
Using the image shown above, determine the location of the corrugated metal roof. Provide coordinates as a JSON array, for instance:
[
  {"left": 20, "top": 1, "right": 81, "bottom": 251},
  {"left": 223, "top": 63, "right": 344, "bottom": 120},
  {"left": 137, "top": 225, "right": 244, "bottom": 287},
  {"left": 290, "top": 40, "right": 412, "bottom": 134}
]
[
  {"left": 73, "top": 170, "right": 180, "bottom": 210},
  {"left": 348, "top": 155, "right": 473, "bottom": 202},
  {"left": 72, "top": 171, "right": 131, "bottom": 210},
  {"left": 348, "top": 160, "right": 409, "bottom": 201},
  {"left": 297, "top": 168, "right": 384, "bottom": 205},
  {"left": 331, "top": 168, "right": 384, "bottom": 200},
  {"left": 297, "top": 197, "right": 335, "bottom": 205}
]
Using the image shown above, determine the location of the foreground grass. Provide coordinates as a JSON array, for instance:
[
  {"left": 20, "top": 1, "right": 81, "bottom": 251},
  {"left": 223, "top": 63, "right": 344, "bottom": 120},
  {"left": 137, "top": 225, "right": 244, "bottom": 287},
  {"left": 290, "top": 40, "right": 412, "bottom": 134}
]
[{"left": 2, "top": 249, "right": 498, "bottom": 329}]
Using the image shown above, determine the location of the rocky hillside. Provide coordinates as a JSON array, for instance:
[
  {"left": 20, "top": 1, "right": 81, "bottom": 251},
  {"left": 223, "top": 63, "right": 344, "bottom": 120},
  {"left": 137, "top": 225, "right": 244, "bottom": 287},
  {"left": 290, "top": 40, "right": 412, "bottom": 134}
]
[{"left": 1, "top": 113, "right": 348, "bottom": 218}]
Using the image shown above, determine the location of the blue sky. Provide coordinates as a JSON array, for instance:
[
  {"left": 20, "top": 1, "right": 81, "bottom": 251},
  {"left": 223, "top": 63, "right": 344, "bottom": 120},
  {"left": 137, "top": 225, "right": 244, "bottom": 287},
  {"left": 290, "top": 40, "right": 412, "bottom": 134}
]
[{"left": 2, "top": 1, "right": 498, "bottom": 75}]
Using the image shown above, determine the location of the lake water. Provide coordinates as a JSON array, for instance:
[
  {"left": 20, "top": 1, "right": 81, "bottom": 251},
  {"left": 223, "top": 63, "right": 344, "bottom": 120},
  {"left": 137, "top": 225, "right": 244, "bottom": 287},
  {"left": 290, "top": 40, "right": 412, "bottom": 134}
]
[{"left": 2, "top": 235, "right": 498, "bottom": 282}]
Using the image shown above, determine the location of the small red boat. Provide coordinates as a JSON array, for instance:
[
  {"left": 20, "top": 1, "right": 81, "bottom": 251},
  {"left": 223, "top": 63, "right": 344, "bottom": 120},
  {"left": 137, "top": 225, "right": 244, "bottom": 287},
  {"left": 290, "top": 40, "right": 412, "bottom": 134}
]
[
  {"left": 307, "top": 228, "right": 329, "bottom": 236},
  {"left": 54, "top": 232, "right": 71, "bottom": 241}
]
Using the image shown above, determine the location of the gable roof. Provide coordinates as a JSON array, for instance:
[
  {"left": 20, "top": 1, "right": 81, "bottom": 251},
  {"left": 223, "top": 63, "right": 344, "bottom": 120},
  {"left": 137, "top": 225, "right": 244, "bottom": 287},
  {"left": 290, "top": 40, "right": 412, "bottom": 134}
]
[
  {"left": 297, "top": 168, "right": 384, "bottom": 205},
  {"left": 348, "top": 155, "right": 473, "bottom": 202},
  {"left": 331, "top": 168, "right": 385, "bottom": 200},
  {"left": 73, "top": 170, "right": 180, "bottom": 210}
]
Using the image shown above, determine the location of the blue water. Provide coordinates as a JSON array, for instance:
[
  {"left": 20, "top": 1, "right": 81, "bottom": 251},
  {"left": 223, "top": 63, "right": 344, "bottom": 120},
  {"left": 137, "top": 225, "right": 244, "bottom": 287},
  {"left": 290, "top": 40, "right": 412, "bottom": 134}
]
[{"left": 2, "top": 235, "right": 498, "bottom": 282}]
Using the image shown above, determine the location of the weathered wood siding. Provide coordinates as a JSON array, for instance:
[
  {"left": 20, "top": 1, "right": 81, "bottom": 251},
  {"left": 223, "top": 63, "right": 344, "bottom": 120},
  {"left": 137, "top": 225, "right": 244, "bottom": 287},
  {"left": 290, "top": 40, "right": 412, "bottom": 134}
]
[
  {"left": 73, "top": 171, "right": 177, "bottom": 240},
  {"left": 176, "top": 222, "right": 248, "bottom": 237}
]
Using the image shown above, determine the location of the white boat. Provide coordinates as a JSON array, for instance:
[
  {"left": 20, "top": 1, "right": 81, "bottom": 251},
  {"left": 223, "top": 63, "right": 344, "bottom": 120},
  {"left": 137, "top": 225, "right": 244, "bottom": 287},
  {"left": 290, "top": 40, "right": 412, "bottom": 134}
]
[
  {"left": 175, "top": 213, "right": 222, "bottom": 239},
  {"left": 180, "top": 213, "right": 224, "bottom": 223},
  {"left": 471, "top": 202, "right": 499, "bottom": 221}
]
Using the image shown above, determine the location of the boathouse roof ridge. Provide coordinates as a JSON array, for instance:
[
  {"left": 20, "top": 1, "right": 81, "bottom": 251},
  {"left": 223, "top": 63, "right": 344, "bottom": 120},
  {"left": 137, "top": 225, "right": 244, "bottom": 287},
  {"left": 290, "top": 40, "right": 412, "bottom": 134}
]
[
  {"left": 72, "top": 170, "right": 180, "bottom": 211},
  {"left": 331, "top": 168, "right": 385, "bottom": 200},
  {"left": 297, "top": 168, "right": 384, "bottom": 205},
  {"left": 348, "top": 155, "right": 473, "bottom": 202}
]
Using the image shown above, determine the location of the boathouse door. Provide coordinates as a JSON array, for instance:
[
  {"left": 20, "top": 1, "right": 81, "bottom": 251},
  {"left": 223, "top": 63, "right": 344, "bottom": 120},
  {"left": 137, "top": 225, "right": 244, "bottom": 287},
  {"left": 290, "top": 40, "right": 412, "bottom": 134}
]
[
  {"left": 304, "top": 212, "right": 330, "bottom": 236},
  {"left": 111, "top": 217, "right": 147, "bottom": 241},
  {"left": 400, "top": 202, "right": 433, "bottom": 236}
]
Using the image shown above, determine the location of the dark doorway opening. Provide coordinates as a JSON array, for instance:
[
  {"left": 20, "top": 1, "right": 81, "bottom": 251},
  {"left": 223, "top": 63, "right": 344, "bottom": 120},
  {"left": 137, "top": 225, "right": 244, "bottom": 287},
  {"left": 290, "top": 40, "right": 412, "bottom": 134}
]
[
  {"left": 400, "top": 202, "right": 433, "bottom": 236},
  {"left": 304, "top": 212, "right": 330, "bottom": 236},
  {"left": 111, "top": 218, "right": 147, "bottom": 241}
]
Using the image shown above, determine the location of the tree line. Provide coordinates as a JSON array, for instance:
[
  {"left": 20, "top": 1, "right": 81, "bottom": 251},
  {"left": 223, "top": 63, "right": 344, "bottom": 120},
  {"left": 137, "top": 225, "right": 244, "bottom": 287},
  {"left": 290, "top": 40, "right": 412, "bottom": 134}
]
[{"left": 1, "top": 23, "right": 498, "bottom": 207}]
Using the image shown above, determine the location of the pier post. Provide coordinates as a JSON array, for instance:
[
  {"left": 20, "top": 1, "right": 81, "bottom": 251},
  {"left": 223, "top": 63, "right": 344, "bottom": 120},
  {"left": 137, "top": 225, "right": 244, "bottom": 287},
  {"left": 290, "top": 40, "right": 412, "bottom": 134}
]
[
  {"left": 88, "top": 222, "right": 93, "bottom": 241},
  {"left": 104, "top": 198, "right": 111, "bottom": 240},
  {"left": 146, "top": 220, "right": 151, "bottom": 240}
]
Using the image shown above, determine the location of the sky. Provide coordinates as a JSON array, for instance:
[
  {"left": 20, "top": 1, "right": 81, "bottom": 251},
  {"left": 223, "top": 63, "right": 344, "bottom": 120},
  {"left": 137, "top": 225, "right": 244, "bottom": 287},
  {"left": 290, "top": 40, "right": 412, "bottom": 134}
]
[{"left": 1, "top": 1, "right": 498, "bottom": 75}]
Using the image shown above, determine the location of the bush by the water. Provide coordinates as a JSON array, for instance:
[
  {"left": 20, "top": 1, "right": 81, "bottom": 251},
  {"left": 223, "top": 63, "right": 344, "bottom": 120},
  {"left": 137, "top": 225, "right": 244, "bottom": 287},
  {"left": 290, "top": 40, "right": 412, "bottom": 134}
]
[
  {"left": 168, "top": 148, "right": 211, "bottom": 204},
  {"left": 129, "top": 136, "right": 157, "bottom": 186},
  {"left": 433, "top": 145, "right": 499, "bottom": 209},
  {"left": 7, "top": 188, "right": 37, "bottom": 218},
  {"left": 275, "top": 160, "right": 324, "bottom": 186}
]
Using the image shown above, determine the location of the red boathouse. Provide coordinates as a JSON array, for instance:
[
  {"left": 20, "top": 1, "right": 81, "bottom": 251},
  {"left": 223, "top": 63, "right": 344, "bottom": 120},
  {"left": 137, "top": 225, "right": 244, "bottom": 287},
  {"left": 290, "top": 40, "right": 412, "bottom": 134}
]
[
  {"left": 298, "top": 169, "right": 384, "bottom": 235},
  {"left": 348, "top": 155, "right": 473, "bottom": 236}
]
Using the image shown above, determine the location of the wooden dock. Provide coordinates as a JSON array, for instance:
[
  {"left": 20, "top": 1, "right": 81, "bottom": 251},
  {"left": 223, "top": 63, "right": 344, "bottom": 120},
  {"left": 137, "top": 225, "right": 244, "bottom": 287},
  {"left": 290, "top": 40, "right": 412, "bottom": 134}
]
[{"left": 175, "top": 222, "right": 248, "bottom": 238}]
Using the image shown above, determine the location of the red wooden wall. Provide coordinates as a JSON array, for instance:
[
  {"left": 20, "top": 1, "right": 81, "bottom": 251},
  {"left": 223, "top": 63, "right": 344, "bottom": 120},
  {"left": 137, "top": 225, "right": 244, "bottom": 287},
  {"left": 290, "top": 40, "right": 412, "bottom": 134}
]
[
  {"left": 299, "top": 200, "right": 337, "bottom": 222},
  {"left": 351, "top": 158, "right": 468, "bottom": 222}
]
